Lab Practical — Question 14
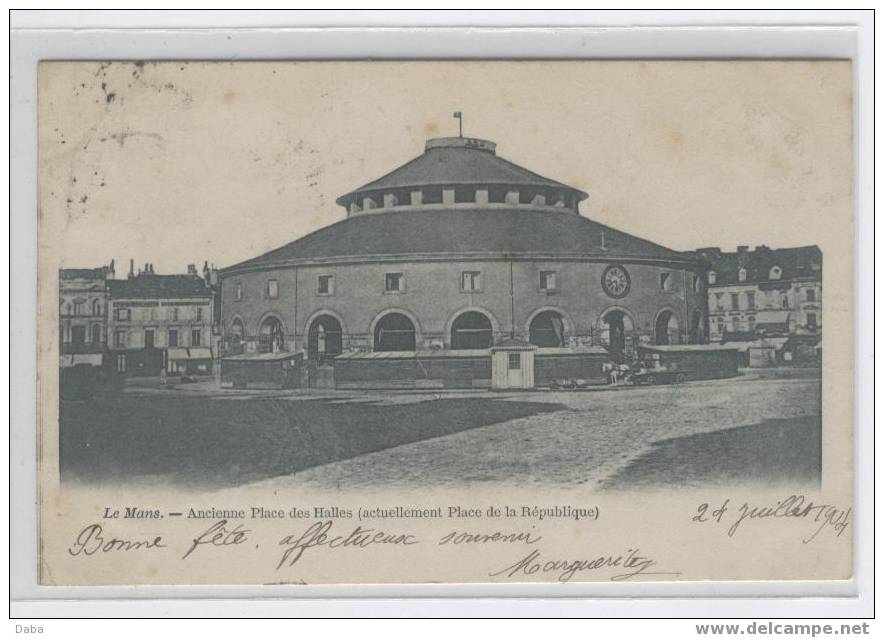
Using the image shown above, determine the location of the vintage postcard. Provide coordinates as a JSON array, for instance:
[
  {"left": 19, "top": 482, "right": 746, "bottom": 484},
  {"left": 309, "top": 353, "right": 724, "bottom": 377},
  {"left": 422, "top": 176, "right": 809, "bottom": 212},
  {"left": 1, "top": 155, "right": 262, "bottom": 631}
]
[{"left": 38, "top": 60, "right": 853, "bottom": 586}]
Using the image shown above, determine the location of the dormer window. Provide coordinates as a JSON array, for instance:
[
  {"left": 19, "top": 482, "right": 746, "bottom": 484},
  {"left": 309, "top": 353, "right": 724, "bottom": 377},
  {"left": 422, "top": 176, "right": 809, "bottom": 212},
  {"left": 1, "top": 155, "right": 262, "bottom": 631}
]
[
  {"left": 454, "top": 187, "right": 476, "bottom": 203},
  {"left": 738, "top": 268, "right": 747, "bottom": 283},
  {"left": 708, "top": 271, "right": 717, "bottom": 285},
  {"left": 769, "top": 266, "right": 782, "bottom": 280},
  {"left": 423, "top": 188, "right": 443, "bottom": 204},
  {"left": 488, "top": 187, "right": 508, "bottom": 204}
]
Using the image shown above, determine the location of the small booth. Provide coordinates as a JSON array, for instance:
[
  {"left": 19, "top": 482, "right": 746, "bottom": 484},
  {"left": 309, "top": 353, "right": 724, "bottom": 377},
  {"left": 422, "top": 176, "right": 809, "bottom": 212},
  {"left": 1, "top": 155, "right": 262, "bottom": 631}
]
[
  {"left": 732, "top": 338, "right": 788, "bottom": 368},
  {"left": 491, "top": 339, "right": 536, "bottom": 390},
  {"left": 220, "top": 351, "right": 303, "bottom": 389},
  {"left": 780, "top": 335, "right": 821, "bottom": 366},
  {"left": 166, "top": 347, "right": 214, "bottom": 376}
]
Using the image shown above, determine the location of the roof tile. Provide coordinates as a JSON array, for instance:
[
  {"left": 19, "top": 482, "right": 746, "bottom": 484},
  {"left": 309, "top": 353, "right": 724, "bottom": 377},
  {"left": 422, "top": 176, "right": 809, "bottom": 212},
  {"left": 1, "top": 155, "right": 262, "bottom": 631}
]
[
  {"left": 223, "top": 208, "right": 698, "bottom": 272},
  {"left": 336, "top": 140, "right": 587, "bottom": 207},
  {"left": 107, "top": 275, "right": 212, "bottom": 299}
]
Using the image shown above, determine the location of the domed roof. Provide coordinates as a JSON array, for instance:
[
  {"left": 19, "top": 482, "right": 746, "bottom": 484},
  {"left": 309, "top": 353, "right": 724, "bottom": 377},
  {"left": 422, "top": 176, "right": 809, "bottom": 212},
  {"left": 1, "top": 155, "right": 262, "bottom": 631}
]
[
  {"left": 222, "top": 208, "right": 700, "bottom": 274},
  {"left": 336, "top": 137, "right": 588, "bottom": 211}
]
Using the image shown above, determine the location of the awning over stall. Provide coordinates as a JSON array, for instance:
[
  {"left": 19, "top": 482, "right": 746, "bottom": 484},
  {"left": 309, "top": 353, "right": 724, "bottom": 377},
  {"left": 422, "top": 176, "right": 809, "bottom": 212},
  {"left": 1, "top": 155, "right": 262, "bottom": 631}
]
[
  {"left": 167, "top": 347, "right": 213, "bottom": 361},
  {"left": 59, "top": 353, "right": 104, "bottom": 367}
]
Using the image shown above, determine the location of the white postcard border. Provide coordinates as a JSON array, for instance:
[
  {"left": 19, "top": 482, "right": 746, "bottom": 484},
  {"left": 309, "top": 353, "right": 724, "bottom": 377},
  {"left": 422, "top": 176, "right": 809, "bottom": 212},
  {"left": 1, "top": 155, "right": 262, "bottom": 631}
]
[{"left": 10, "top": 10, "right": 874, "bottom": 618}]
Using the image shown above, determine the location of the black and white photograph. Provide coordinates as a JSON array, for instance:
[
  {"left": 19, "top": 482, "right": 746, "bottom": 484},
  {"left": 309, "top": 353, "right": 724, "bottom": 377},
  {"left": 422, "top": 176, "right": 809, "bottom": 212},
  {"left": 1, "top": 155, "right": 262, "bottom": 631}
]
[{"left": 36, "top": 58, "right": 853, "bottom": 586}]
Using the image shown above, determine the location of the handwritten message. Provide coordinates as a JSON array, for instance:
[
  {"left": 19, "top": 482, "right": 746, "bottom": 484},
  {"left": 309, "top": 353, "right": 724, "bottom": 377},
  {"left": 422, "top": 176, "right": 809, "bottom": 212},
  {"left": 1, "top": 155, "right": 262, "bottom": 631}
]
[{"left": 65, "top": 501, "right": 682, "bottom": 584}]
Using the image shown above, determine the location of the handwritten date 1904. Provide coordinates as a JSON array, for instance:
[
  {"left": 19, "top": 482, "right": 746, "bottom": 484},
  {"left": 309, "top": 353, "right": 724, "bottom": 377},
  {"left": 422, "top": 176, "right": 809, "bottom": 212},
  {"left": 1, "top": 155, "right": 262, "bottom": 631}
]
[{"left": 692, "top": 495, "right": 851, "bottom": 544}]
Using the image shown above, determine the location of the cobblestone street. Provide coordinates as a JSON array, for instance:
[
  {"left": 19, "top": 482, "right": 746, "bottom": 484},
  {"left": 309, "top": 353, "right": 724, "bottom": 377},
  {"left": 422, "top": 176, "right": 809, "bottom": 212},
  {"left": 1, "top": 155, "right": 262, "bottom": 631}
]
[
  {"left": 257, "top": 375, "right": 820, "bottom": 491},
  {"left": 61, "top": 373, "right": 820, "bottom": 490}
]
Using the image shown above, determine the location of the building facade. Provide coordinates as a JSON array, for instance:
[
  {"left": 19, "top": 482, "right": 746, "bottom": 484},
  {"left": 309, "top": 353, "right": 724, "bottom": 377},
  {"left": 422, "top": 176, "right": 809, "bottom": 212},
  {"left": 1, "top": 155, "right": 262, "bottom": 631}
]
[
  {"left": 696, "top": 245, "right": 822, "bottom": 343},
  {"left": 107, "top": 262, "right": 216, "bottom": 376},
  {"left": 59, "top": 264, "right": 113, "bottom": 366},
  {"left": 220, "top": 135, "right": 710, "bottom": 365}
]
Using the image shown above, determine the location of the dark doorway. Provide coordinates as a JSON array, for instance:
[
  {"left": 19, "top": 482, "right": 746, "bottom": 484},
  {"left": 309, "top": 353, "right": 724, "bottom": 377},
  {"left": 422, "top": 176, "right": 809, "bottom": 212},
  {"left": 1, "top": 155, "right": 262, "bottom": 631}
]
[
  {"left": 308, "top": 315, "right": 343, "bottom": 361},
  {"left": 71, "top": 325, "right": 86, "bottom": 345},
  {"left": 230, "top": 318, "right": 244, "bottom": 342},
  {"left": 655, "top": 310, "right": 678, "bottom": 345},
  {"left": 689, "top": 310, "right": 705, "bottom": 344},
  {"left": 259, "top": 316, "right": 285, "bottom": 354},
  {"left": 450, "top": 311, "right": 493, "bottom": 350},
  {"left": 374, "top": 313, "right": 416, "bottom": 352},
  {"left": 603, "top": 311, "right": 627, "bottom": 359},
  {"left": 528, "top": 311, "right": 566, "bottom": 347}
]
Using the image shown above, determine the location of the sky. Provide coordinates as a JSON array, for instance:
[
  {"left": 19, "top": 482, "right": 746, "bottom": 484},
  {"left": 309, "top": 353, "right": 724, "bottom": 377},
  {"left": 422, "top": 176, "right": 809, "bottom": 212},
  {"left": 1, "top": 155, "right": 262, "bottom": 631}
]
[{"left": 38, "top": 60, "right": 852, "bottom": 276}]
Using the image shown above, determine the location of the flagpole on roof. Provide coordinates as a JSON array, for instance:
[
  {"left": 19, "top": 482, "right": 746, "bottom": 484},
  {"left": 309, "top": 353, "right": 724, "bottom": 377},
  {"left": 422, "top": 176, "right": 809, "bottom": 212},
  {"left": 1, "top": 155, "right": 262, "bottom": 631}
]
[{"left": 453, "top": 111, "right": 462, "bottom": 137}]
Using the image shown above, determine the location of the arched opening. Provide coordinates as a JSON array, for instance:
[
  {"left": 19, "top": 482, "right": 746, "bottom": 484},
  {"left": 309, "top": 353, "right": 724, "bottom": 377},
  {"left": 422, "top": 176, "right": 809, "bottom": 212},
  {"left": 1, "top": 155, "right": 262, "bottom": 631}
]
[
  {"left": 655, "top": 310, "right": 680, "bottom": 345},
  {"left": 601, "top": 310, "right": 634, "bottom": 360},
  {"left": 91, "top": 323, "right": 102, "bottom": 344},
  {"left": 92, "top": 299, "right": 101, "bottom": 316},
  {"left": 308, "top": 315, "right": 343, "bottom": 361},
  {"left": 229, "top": 317, "right": 244, "bottom": 344},
  {"left": 226, "top": 317, "right": 245, "bottom": 355},
  {"left": 689, "top": 309, "right": 705, "bottom": 344},
  {"left": 258, "top": 316, "right": 285, "bottom": 354},
  {"left": 450, "top": 311, "right": 493, "bottom": 350},
  {"left": 374, "top": 313, "right": 416, "bottom": 352},
  {"left": 529, "top": 310, "right": 566, "bottom": 348}
]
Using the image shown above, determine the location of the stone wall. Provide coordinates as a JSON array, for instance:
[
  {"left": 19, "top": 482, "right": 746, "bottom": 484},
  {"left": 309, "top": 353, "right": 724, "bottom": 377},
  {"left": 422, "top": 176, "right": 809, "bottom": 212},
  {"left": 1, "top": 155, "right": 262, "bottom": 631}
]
[{"left": 221, "top": 257, "right": 708, "bottom": 353}]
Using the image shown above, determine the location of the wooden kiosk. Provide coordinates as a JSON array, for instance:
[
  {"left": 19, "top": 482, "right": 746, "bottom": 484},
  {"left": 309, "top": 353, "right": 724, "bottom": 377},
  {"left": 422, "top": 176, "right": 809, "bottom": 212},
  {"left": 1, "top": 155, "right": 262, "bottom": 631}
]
[{"left": 491, "top": 338, "right": 536, "bottom": 390}]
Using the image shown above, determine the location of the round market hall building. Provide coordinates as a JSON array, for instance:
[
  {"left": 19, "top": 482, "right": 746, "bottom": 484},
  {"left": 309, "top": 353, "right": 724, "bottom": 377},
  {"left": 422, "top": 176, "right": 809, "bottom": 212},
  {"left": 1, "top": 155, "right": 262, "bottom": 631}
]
[{"left": 219, "top": 135, "right": 710, "bottom": 387}]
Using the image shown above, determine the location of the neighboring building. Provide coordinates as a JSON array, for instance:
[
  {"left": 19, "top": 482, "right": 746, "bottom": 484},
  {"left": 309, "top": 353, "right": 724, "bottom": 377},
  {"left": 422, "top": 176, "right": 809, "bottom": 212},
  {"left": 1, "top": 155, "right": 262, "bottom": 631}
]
[
  {"left": 696, "top": 245, "right": 822, "bottom": 345},
  {"left": 219, "top": 134, "right": 710, "bottom": 371},
  {"left": 59, "top": 263, "right": 114, "bottom": 367},
  {"left": 107, "top": 261, "right": 215, "bottom": 376}
]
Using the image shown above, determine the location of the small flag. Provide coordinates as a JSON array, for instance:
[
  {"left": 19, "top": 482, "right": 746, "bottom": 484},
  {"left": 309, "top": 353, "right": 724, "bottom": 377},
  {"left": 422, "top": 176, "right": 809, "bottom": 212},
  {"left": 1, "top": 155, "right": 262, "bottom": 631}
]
[
  {"left": 453, "top": 111, "right": 462, "bottom": 118},
  {"left": 453, "top": 111, "right": 463, "bottom": 137}
]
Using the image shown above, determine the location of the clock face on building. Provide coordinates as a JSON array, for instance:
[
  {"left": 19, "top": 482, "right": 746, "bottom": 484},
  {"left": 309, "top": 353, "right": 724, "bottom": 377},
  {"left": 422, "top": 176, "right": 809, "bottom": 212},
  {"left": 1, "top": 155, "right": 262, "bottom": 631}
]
[{"left": 602, "top": 264, "right": 631, "bottom": 299}]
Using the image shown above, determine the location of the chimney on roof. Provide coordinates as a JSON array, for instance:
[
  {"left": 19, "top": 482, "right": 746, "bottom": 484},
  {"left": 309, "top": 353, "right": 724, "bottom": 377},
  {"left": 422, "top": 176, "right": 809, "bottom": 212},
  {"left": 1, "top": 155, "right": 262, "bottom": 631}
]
[
  {"left": 107, "top": 259, "right": 115, "bottom": 280},
  {"left": 187, "top": 264, "right": 197, "bottom": 276},
  {"left": 737, "top": 245, "right": 749, "bottom": 254},
  {"left": 755, "top": 245, "right": 770, "bottom": 252},
  {"left": 128, "top": 258, "right": 135, "bottom": 279}
]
